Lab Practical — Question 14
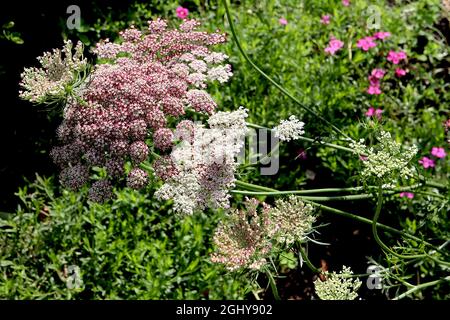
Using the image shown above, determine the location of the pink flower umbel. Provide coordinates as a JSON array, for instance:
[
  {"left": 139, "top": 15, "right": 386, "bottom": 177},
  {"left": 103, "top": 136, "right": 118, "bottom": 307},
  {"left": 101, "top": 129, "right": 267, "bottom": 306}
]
[
  {"left": 176, "top": 6, "right": 189, "bottom": 19},
  {"left": 431, "top": 147, "right": 446, "bottom": 158},
  {"left": 395, "top": 68, "right": 407, "bottom": 77},
  {"left": 399, "top": 192, "right": 414, "bottom": 199},
  {"left": 279, "top": 17, "right": 288, "bottom": 25},
  {"left": 387, "top": 50, "right": 407, "bottom": 64},
  {"left": 321, "top": 15, "right": 331, "bottom": 25},
  {"left": 419, "top": 156, "right": 435, "bottom": 168},
  {"left": 342, "top": 0, "right": 350, "bottom": 6},
  {"left": 357, "top": 36, "right": 377, "bottom": 51},
  {"left": 325, "top": 38, "right": 344, "bottom": 55},
  {"left": 373, "top": 31, "right": 391, "bottom": 40}
]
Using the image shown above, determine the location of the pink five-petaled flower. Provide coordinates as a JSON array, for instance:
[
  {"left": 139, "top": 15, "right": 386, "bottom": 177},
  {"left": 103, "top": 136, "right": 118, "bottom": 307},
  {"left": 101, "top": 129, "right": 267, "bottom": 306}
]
[
  {"left": 399, "top": 192, "right": 414, "bottom": 199},
  {"left": 387, "top": 50, "right": 407, "bottom": 64},
  {"left": 431, "top": 147, "right": 446, "bottom": 159},
  {"left": 365, "top": 107, "right": 383, "bottom": 119},
  {"left": 373, "top": 31, "right": 391, "bottom": 40},
  {"left": 371, "top": 68, "right": 385, "bottom": 79},
  {"left": 419, "top": 156, "right": 435, "bottom": 168},
  {"left": 395, "top": 68, "right": 407, "bottom": 77},
  {"left": 321, "top": 15, "right": 331, "bottom": 25},
  {"left": 325, "top": 37, "right": 344, "bottom": 55},
  {"left": 367, "top": 85, "right": 382, "bottom": 95},
  {"left": 176, "top": 6, "right": 189, "bottom": 19},
  {"left": 357, "top": 36, "right": 377, "bottom": 51},
  {"left": 342, "top": 0, "right": 350, "bottom": 6},
  {"left": 279, "top": 17, "right": 288, "bottom": 25}
]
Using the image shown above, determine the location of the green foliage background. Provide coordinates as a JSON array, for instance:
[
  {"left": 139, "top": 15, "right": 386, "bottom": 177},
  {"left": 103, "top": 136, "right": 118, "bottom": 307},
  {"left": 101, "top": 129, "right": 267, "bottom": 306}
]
[{"left": 1, "top": 0, "right": 449, "bottom": 299}]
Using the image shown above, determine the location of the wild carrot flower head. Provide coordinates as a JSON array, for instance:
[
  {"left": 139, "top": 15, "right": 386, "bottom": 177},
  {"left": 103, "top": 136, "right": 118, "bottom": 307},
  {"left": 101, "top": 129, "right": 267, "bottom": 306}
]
[
  {"left": 270, "top": 196, "right": 315, "bottom": 245},
  {"left": 154, "top": 108, "right": 249, "bottom": 215},
  {"left": 273, "top": 115, "right": 305, "bottom": 141},
  {"left": 350, "top": 131, "right": 418, "bottom": 186},
  {"left": 48, "top": 19, "right": 231, "bottom": 201},
  {"left": 211, "top": 198, "right": 277, "bottom": 271},
  {"left": 314, "top": 266, "right": 361, "bottom": 300},
  {"left": 19, "top": 40, "right": 87, "bottom": 103}
]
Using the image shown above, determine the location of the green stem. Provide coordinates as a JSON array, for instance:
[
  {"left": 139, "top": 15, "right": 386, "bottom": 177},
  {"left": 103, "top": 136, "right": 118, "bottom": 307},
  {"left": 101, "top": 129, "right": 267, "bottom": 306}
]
[
  {"left": 393, "top": 276, "right": 450, "bottom": 300},
  {"left": 223, "top": 0, "right": 349, "bottom": 139},
  {"left": 420, "top": 176, "right": 447, "bottom": 190},
  {"left": 231, "top": 190, "right": 374, "bottom": 201},
  {"left": 298, "top": 244, "right": 321, "bottom": 274},
  {"left": 372, "top": 186, "right": 427, "bottom": 259},
  {"left": 234, "top": 180, "right": 277, "bottom": 192},
  {"left": 265, "top": 269, "right": 281, "bottom": 300},
  {"left": 247, "top": 123, "right": 354, "bottom": 153}
]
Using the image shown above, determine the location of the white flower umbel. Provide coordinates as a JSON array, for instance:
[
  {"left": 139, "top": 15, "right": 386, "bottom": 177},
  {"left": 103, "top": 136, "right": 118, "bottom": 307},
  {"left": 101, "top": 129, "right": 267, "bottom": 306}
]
[
  {"left": 269, "top": 196, "right": 316, "bottom": 245},
  {"left": 19, "top": 40, "right": 87, "bottom": 103},
  {"left": 350, "top": 131, "right": 418, "bottom": 186},
  {"left": 155, "top": 108, "right": 249, "bottom": 215},
  {"left": 211, "top": 198, "right": 276, "bottom": 271},
  {"left": 273, "top": 115, "right": 305, "bottom": 141},
  {"left": 314, "top": 266, "right": 362, "bottom": 300}
]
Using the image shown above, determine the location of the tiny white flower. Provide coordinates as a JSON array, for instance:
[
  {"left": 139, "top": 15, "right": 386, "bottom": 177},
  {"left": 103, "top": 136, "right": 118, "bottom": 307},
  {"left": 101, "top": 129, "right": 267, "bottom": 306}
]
[{"left": 273, "top": 115, "right": 305, "bottom": 141}]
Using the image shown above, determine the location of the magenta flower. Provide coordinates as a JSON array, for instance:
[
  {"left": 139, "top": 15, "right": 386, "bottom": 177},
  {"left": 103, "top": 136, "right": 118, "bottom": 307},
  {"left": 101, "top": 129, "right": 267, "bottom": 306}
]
[
  {"left": 324, "top": 38, "right": 344, "bottom": 55},
  {"left": 368, "top": 76, "right": 379, "bottom": 86},
  {"left": 387, "top": 50, "right": 407, "bottom": 64},
  {"left": 342, "top": 0, "right": 350, "bottom": 6},
  {"left": 399, "top": 192, "right": 414, "bottom": 199},
  {"left": 431, "top": 147, "right": 446, "bottom": 158},
  {"left": 176, "top": 6, "right": 189, "bottom": 19},
  {"left": 395, "top": 68, "right": 407, "bottom": 77},
  {"left": 279, "top": 17, "right": 288, "bottom": 25},
  {"left": 419, "top": 156, "right": 435, "bottom": 168},
  {"left": 365, "top": 107, "right": 383, "bottom": 119},
  {"left": 371, "top": 68, "right": 385, "bottom": 79},
  {"left": 367, "top": 85, "right": 382, "bottom": 95},
  {"left": 359, "top": 155, "right": 368, "bottom": 161},
  {"left": 357, "top": 36, "right": 377, "bottom": 51},
  {"left": 321, "top": 15, "right": 331, "bottom": 25},
  {"left": 373, "top": 31, "right": 391, "bottom": 40}
]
